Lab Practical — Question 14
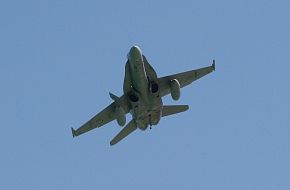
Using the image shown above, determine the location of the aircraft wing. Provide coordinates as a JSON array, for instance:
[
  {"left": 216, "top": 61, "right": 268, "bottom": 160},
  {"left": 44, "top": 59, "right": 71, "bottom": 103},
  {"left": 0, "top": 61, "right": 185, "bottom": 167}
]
[
  {"left": 71, "top": 95, "right": 130, "bottom": 137},
  {"left": 158, "top": 61, "right": 215, "bottom": 97}
]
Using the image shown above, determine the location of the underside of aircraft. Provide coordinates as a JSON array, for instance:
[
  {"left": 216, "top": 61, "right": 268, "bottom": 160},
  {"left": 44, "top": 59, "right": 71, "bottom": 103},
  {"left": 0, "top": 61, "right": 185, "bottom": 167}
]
[{"left": 71, "top": 46, "right": 215, "bottom": 145}]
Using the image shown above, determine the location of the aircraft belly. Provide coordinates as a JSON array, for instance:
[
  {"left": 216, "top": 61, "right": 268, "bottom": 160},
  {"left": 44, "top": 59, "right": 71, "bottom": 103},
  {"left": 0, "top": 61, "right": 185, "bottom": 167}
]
[
  {"left": 130, "top": 65, "right": 148, "bottom": 94},
  {"left": 149, "top": 110, "right": 161, "bottom": 125},
  {"left": 131, "top": 98, "right": 162, "bottom": 130},
  {"left": 136, "top": 118, "right": 149, "bottom": 130},
  {"left": 131, "top": 103, "right": 148, "bottom": 130}
]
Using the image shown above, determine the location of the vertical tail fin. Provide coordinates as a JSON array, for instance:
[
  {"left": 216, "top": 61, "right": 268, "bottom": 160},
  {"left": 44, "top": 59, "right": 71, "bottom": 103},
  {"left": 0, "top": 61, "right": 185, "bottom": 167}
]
[{"left": 109, "top": 92, "right": 119, "bottom": 101}]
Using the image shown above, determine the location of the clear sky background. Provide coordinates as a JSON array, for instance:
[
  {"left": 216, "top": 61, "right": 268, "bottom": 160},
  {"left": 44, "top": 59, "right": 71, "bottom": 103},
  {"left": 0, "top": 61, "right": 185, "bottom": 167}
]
[{"left": 1, "top": 0, "right": 290, "bottom": 189}]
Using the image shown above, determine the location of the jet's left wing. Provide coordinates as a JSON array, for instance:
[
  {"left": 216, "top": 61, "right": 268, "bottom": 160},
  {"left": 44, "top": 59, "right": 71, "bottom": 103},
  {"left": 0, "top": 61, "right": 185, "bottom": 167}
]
[
  {"left": 157, "top": 61, "right": 215, "bottom": 97},
  {"left": 71, "top": 95, "right": 130, "bottom": 137}
]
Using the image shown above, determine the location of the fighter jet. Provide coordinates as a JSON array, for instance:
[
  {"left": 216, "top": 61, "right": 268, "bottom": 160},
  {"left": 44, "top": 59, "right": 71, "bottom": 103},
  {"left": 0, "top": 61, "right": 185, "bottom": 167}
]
[{"left": 71, "top": 46, "right": 215, "bottom": 145}]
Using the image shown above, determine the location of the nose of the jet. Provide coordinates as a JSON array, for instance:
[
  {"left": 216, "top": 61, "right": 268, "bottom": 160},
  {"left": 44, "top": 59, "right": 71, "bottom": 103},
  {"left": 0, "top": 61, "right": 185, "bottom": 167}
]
[{"left": 130, "top": 45, "right": 142, "bottom": 55}]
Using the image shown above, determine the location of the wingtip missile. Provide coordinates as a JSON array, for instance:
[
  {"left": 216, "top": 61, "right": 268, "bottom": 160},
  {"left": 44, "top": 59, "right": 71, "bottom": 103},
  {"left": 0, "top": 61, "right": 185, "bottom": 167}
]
[
  {"left": 71, "top": 127, "right": 77, "bottom": 138},
  {"left": 212, "top": 59, "right": 216, "bottom": 71}
]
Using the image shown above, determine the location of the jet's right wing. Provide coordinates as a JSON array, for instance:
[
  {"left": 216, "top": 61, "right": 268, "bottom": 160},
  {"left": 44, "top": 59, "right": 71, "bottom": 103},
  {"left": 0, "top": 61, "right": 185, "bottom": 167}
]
[
  {"left": 157, "top": 61, "right": 215, "bottom": 97},
  {"left": 72, "top": 95, "right": 130, "bottom": 137}
]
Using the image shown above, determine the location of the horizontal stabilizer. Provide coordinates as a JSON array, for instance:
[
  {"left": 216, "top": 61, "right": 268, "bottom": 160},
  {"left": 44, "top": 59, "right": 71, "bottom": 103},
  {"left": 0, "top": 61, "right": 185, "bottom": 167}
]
[
  {"left": 162, "top": 105, "right": 189, "bottom": 117},
  {"left": 110, "top": 120, "right": 137, "bottom": 146}
]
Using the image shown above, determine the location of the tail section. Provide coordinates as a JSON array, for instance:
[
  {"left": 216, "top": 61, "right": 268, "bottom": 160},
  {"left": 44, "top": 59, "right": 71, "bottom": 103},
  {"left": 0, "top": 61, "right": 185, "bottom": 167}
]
[{"left": 162, "top": 105, "right": 189, "bottom": 117}]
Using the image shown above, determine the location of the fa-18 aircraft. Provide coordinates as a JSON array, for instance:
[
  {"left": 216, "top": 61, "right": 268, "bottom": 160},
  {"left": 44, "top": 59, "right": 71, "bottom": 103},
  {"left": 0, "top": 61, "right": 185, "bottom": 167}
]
[{"left": 71, "top": 46, "right": 215, "bottom": 145}]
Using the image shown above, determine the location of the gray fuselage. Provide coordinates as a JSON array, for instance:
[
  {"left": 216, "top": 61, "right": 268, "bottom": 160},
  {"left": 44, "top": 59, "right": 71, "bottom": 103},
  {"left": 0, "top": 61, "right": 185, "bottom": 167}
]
[{"left": 127, "top": 46, "right": 163, "bottom": 130}]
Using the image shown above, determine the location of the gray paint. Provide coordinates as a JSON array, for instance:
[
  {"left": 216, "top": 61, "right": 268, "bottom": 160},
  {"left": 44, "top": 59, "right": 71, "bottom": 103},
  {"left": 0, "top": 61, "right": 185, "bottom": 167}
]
[{"left": 71, "top": 46, "right": 215, "bottom": 145}]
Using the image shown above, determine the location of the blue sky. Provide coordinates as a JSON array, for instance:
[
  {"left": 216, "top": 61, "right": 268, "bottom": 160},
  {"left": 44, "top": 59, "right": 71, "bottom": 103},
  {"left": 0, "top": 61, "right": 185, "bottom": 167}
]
[{"left": 1, "top": 0, "right": 290, "bottom": 189}]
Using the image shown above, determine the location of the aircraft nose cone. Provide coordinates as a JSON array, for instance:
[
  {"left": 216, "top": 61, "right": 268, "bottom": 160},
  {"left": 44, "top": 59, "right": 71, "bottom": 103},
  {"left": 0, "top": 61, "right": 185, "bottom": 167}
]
[{"left": 130, "top": 45, "right": 142, "bottom": 55}]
